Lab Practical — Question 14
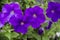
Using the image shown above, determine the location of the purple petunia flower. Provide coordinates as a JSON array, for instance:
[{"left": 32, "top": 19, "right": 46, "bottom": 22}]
[
  {"left": 9, "top": 16, "right": 30, "bottom": 34},
  {"left": 45, "top": 21, "right": 52, "bottom": 30},
  {"left": 25, "top": 6, "right": 45, "bottom": 29},
  {"left": 2, "top": 2, "right": 22, "bottom": 21},
  {"left": 0, "top": 12, "right": 8, "bottom": 28},
  {"left": 46, "top": 2, "right": 60, "bottom": 22}
]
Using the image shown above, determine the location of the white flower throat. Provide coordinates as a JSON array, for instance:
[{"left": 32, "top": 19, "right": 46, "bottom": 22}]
[
  {"left": 51, "top": 10, "right": 54, "bottom": 13},
  {"left": 20, "top": 22, "right": 24, "bottom": 25},
  {"left": 10, "top": 11, "right": 14, "bottom": 15},
  {"left": 33, "top": 14, "right": 37, "bottom": 18}
]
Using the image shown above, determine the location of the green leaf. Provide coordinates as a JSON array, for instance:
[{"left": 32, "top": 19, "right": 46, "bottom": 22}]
[
  {"left": 11, "top": 32, "right": 19, "bottom": 38},
  {"left": 42, "top": 22, "right": 48, "bottom": 28},
  {"left": 4, "top": 32, "right": 11, "bottom": 40},
  {"left": 2, "top": 24, "right": 11, "bottom": 31},
  {"left": 2, "top": 24, "right": 11, "bottom": 40},
  {"left": 28, "top": 26, "right": 34, "bottom": 32},
  {"left": 42, "top": 36, "right": 49, "bottom": 40},
  {"left": 1, "top": 0, "right": 9, "bottom": 3},
  {"left": 45, "top": 23, "right": 56, "bottom": 36},
  {"left": 31, "top": 33, "right": 41, "bottom": 40},
  {"left": 55, "top": 20, "right": 60, "bottom": 32},
  {"left": 22, "top": 35, "right": 27, "bottom": 40},
  {"left": 2, "top": 24, "right": 19, "bottom": 40},
  {"left": 0, "top": 34, "right": 9, "bottom": 40}
]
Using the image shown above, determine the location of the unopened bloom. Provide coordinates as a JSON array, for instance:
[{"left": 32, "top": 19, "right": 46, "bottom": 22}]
[
  {"left": 45, "top": 21, "right": 52, "bottom": 30},
  {"left": 46, "top": 2, "right": 60, "bottom": 22},
  {"left": 25, "top": 6, "right": 45, "bottom": 29},
  {"left": 38, "top": 28, "right": 44, "bottom": 35}
]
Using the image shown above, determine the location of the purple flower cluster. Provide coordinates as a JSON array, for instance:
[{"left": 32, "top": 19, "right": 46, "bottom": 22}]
[
  {"left": 0, "top": 2, "right": 45, "bottom": 34},
  {"left": 0, "top": 2, "right": 60, "bottom": 34},
  {"left": 38, "top": 2, "right": 60, "bottom": 35}
]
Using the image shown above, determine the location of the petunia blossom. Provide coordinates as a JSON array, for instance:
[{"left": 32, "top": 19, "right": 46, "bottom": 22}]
[
  {"left": 9, "top": 16, "right": 30, "bottom": 34},
  {"left": 2, "top": 2, "right": 22, "bottom": 21},
  {"left": 46, "top": 2, "right": 60, "bottom": 22},
  {"left": 24, "top": 6, "right": 45, "bottom": 29}
]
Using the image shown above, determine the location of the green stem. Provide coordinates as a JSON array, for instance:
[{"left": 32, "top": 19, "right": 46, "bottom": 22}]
[
  {"left": 41, "top": 35, "right": 42, "bottom": 40},
  {"left": 54, "top": 23, "right": 57, "bottom": 33}
]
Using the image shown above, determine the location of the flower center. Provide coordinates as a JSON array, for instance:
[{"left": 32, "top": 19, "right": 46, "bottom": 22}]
[
  {"left": 51, "top": 10, "right": 54, "bottom": 13},
  {"left": 10, "top": 11, "right": 14, "bottom": 15},
  {"left": 20, "top": 22, "right": 24, "bottom": 25},
  {"left": 33, "top": 14, "right": 37, "bottom": 18}
]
